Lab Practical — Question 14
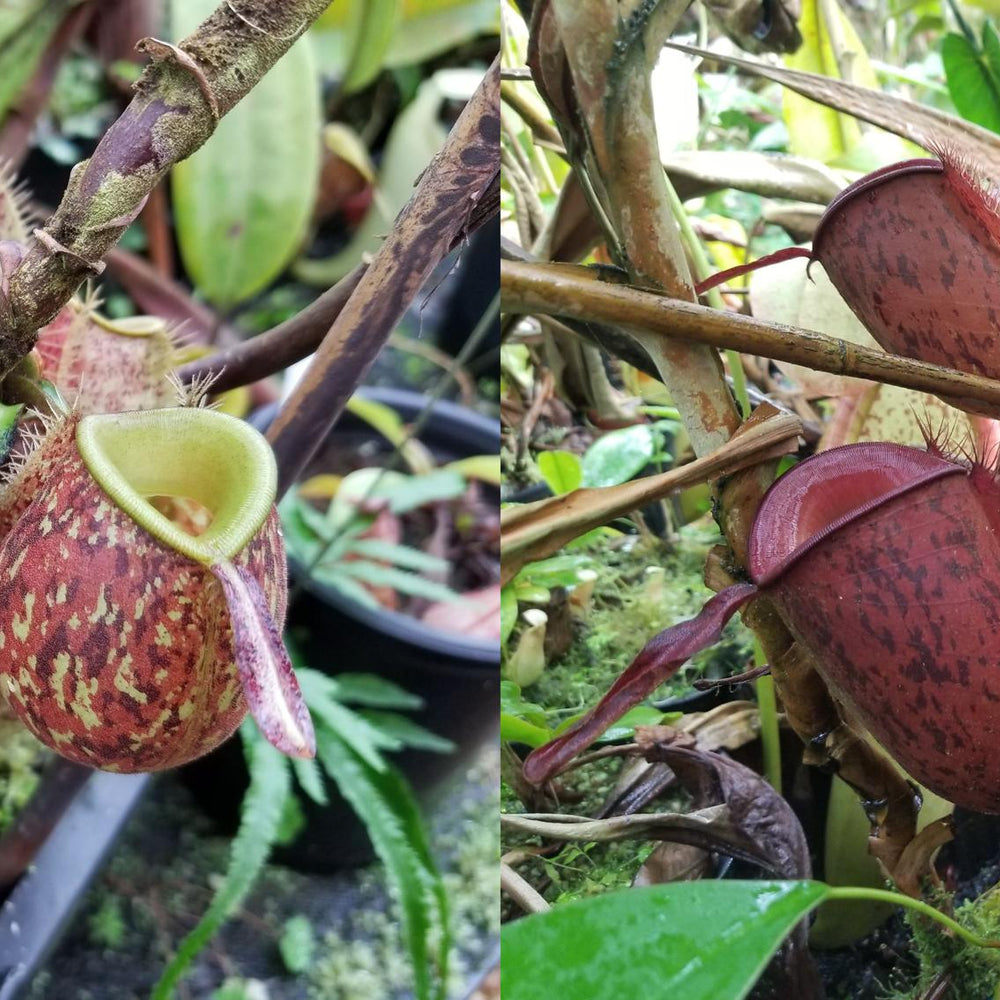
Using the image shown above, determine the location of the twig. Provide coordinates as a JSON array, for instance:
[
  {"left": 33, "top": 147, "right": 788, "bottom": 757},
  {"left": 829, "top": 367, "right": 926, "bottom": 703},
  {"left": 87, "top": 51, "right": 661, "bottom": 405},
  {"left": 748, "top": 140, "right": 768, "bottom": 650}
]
[
  {"left": 267, "top": 59, "right": 500, "bottom": 498},
  {"left": 178, "top": 263, "right": 366, "bottom": 390},
  {"left": 178, "top": 174, "right": 499, "bottom": 393},
  {"left": 500, "top": 81, "right": 563, "bottom": 147},
  {"left": 501, "top": 409, "right": 803, "bottom": 583},
  {"left": 500, "top": 863, "right": 550, "bottom": 914},
  {"left": 502, "top": 259, "right": 1000, "bottom": 412}
]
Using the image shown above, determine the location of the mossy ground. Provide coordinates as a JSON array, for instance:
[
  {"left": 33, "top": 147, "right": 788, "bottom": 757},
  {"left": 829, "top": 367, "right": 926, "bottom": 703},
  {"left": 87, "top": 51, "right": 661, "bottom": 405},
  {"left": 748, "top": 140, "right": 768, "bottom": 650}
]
[
  {"left": 503, "top": 524, "right": 752, "bottom": 906},
  {"left": 29, "top": 745, "right": 499, "bottom": 1000},
  {"left": 0, "top": 717, "right": 47, "bottom": 833},
  {"left": 529, "top": 526, "right": 755, "bottom": 723}
]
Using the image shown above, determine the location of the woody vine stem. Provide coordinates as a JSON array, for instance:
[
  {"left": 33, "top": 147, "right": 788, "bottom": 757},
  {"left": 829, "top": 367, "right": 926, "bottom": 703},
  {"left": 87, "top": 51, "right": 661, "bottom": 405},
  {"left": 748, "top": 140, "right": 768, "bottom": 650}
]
[{"left": 0, "top": 0, "right": 333, "bottom": 377}]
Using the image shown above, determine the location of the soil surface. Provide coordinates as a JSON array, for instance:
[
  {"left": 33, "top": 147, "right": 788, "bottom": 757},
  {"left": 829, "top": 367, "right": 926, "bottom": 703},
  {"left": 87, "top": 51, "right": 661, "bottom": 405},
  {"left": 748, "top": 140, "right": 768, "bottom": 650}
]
[{"left": 26, "top": 745, "right": 499, "bottom": 1000}]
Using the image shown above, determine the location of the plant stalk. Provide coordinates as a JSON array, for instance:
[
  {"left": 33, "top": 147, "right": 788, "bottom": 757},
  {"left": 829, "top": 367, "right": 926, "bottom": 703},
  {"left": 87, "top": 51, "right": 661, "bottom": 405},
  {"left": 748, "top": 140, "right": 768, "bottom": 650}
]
[
  {"left": 0, "top": 0, "right": 334, "bottom": 377},
  {"left": 267, "top": 58, "right": 500, "bottom": 498},
  {"left": 501, "top": 259, "right": 1000, "bottom": 412}
]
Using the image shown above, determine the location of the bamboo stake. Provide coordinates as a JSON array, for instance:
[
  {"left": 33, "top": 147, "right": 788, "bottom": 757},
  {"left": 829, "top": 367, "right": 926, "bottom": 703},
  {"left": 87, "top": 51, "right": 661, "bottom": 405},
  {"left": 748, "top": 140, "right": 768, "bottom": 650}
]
[{"left": 502, "top": 259, "right": 1000, "bottom": 412}]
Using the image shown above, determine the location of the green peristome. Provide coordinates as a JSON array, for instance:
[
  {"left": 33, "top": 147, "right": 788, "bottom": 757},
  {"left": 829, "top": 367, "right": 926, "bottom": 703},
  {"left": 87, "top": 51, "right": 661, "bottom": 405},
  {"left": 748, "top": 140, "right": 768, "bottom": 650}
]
[{"left": 76, "top": 407, "right": 277, "bottom": 565}]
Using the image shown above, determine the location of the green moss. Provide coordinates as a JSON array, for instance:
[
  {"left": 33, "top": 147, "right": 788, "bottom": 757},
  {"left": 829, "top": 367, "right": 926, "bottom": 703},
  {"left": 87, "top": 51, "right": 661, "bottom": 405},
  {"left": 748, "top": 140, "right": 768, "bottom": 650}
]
[
  {"left": 88, "top": 893, "right": 127, "bottom": 950},
  {"left": 308, "top": 755, "right": 499, "bottom": 999},
  {"left": 531, "top": 529, "right": 754, "bottom": 723},
  {"left": 893, "top": 886, "right": 1000, "bottom": 998},
  {"left": 0, "top": 719, "right": 47, "bottom": 834}
]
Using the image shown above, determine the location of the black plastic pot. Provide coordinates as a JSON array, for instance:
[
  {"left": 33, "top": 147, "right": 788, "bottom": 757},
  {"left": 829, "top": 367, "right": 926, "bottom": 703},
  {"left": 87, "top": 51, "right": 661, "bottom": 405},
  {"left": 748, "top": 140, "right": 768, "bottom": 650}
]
[{"left": 184, "top": 388, "right": 500, "bottom": 869}]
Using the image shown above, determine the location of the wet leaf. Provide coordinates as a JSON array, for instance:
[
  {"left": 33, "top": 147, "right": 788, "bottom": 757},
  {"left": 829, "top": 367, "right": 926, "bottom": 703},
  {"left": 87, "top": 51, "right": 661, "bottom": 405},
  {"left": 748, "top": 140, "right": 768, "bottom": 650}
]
[
  {"left": 581, "top": 425, "right": 656, "bottom": 488},
  {"left": 502, "top": 880, "right": 829, "bottom": 1000}
]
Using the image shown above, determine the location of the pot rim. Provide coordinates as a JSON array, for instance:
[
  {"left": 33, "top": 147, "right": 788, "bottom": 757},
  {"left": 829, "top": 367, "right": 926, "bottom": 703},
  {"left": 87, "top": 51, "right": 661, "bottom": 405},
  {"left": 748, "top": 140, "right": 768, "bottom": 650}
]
[{"left": 280, "top": 386, "right": 500, "bottom": 667}]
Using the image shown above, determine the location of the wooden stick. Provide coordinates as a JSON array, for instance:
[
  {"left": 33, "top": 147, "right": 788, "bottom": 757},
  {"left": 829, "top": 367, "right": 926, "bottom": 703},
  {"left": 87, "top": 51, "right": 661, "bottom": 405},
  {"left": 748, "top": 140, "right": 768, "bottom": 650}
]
[{"left": 502, "top": 259, "right": 1000, "bottom": 412}]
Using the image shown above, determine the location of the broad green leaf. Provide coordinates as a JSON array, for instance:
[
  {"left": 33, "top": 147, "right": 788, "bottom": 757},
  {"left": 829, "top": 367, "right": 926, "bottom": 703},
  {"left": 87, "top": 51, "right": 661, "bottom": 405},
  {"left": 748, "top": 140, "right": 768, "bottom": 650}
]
[
  {"left": 596, "top": 705, "right": 675, "bottom": 743},
  {"left": 538, "top": 450, "right": 582, "bottom": 495},
  {"left": 313, "top": 0, "right": 498, "bottom": 73},
  {"left": 360, "top": 710, "right": 455, "bottom": 753},
  {"left": 295, "top": 69, "right": 479, "bottom": 284},
  {"left": 0, "top": 0, "right": 50, "bottom": 40},
  {"left": 512, "top": 582, "right": 550, "bottom": 604},
  {"left": 385, "top": 0, "right": 498, "bottom": 67},
  {"left": 983, "top": 21, "right": 1000, "bottom": 93},
  {"left": 581, "top": 425, "right": 656, "bottom": 488},
  {"left": 501, "top": 585, "right": 518, "bottom": 647},
  {"left": 316, "top": 726, "right": 449, "bottom": 1000},
  {"left": 445, "top": 454, "right": 502, "bottom": 485},
  {"left": 170, "top": 0, "right": 321, "bottom": 307},
  {"left": 345, "top": 395, "right": 408, "bottom": 447},
  {"left": 344, "top": 396, "right": 431, "bottom": 475},
  {"left": 782, "top": 0, "right": 889, "bottom": 166},
  {"left": 943, "top": 32, "right": 1000, "bottom": 133},
  {"left": 499, "top": 712, "right": 551, "bottom": 747},
  {"left": 500, "top": 681, "right": 548, "bottom": 728},
  {"left": 152, "top": 724, "right": 292, "bottom": 999},
  {"left": 502, "top": 881, "right": 829, "bottom": 1000},
  {"left": 511, "top": 554, "right": 596, "bottom": 589}
]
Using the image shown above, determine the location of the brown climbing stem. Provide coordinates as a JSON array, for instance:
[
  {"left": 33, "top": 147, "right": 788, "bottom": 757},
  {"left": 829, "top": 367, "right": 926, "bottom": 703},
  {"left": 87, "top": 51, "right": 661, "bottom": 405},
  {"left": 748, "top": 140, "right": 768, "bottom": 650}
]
[
  {"left": 176, "top": 170, "right": 498, "bottom": 393},
  {"left": 0, "top": 0, "right": 334, "bottom": 378},
  {"left": 266, "top": 58, "right": 500, "bottom": 499}
]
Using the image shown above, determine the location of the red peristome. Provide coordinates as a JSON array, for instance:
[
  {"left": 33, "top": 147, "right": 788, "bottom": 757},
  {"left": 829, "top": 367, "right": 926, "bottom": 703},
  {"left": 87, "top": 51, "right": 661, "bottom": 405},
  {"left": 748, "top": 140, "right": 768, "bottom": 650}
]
[
  {"left": 522, "top": 583, "right": 756, "bottom": 786},
  {"left": 748, "top": 442, "right": 962, "bottom": 585},
  {"left": 812, "top": 156, "right": 1000, "bottom": 400},
  {"left": 0, "top": 441, "right": 289, "bottom": 773},
  {"left": 811, "top": 158, "right": 943, "bottom": 247},
  {"left": 33, "top": 299, "right": 176, "bottom": 414}
]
